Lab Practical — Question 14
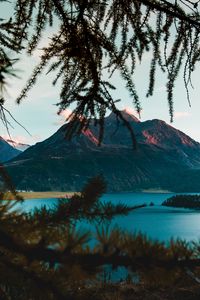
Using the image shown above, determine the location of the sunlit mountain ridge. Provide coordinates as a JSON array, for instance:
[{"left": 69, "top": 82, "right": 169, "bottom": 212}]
[{"left": 4, "top": 110, "right": 200, "bottom": 192}]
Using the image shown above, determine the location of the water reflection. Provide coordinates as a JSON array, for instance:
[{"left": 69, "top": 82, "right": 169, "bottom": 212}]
[{"left": 17, "top": 192, "right": 200, "bottom": 243}]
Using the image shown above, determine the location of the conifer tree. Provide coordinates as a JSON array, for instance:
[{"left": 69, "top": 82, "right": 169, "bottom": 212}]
[
  {"left": 0, "top": 175, "right": 199, "bottom": 299},
  {"left": 1, "top": 2, "right": 200, "bottom": 298},
  {"left": 1, "top": 0, "right": 200, "bottom": 141}
]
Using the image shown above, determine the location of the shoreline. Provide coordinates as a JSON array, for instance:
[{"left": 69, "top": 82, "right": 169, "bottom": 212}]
[
  {"left": 18, "top": 191, "right": 76, "bottom": 199},
  {"left": 141, "top": 189, "right": 172, "bottom": 194},
  {"left": 16, "top": 188, "right": 200, "bottom": 200},
  {"left": 17, "top": 189, "right": 173, "bottom": 200}
]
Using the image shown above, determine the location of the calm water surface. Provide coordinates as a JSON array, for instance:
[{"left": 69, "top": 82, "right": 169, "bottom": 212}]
[{"left": 19, "top": 192, "right": 200, "bottom": 243}]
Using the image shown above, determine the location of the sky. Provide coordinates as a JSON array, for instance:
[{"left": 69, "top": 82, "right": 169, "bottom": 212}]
[{"left": 2, "top": 2, "right": 200, "bottom": 145}]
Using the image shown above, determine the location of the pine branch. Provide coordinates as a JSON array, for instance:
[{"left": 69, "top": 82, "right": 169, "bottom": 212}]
[{"left": 142, "top": 0, "right": 200, "bottom": 29}]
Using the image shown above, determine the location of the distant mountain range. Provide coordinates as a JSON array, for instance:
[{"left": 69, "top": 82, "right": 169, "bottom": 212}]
[
  {"left": 0, "top": 137, "right": 21, "bottom": 162},
  {"left": 4, "top": 110, "right": 200, "bottom": 192},
  {"left": 6, "top": 139, "right": 30, "bottom": 152},
  {"left": 0, "top": 137, "right": 30, "bottom": 163}
]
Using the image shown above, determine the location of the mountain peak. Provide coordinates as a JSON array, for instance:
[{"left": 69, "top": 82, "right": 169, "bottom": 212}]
[
  {"left": 6, "top": 139, "right": 30, "bottom": 151},
  {"left": 122, "top": 108, "right": 140, "bottom": 122},
  {"left": 0, "top": 137, "right": 21, "bottom": 162},
  {"left": 107, "top": 109, "right": 140, "bottom": 123},
  {"left": 5, "top": 114, "right": 200, "bottom": 192},
  {"left": 121, "top": 107, "right": 140, "bottom": 123}
]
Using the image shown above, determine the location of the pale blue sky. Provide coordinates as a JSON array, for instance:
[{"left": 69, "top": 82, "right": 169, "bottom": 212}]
[{"left": 1, "top": 2, "right": 200, "bottom": 145}]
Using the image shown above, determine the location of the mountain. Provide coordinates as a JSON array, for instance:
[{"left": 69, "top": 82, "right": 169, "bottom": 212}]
[
  {"left": 6, "top": 139, "right": 30, "bottom": 152},
  {"left": 4, "top": 110, "right": 200, "bottom": 192},
  {"left": 0, "top": 137, "right": 21, "bottom": 162}
]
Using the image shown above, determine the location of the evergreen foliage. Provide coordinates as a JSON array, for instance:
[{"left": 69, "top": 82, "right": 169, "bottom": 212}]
[
  {"left": 1, "top": 0, "right": 200, "bottom": 141},
  {"left": 0, "top": 175, "right": 200, "bottom": 298},
  {"left": 1, "top": 2, "right": 200, "bottom": 298},
  {"left": 162, "top": 194, "right": 200, "bottom": 209}
]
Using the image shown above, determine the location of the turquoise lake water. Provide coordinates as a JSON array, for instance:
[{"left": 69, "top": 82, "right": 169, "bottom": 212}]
[{"left": 19, "top": 192, "right": 200, "bottom": 243}]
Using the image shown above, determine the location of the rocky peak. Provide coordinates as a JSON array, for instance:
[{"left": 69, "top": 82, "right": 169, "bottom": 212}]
[
  {"left": 0, "top": 137, "right": 21, "bottom": 162},
  {"left": 106, "top": 109, "right": 140, "bottom": 124},
  {"left": 6, "top": 139, "right": 30, "bottom": 151}
]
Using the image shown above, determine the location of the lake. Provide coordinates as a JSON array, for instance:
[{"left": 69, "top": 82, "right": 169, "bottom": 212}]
[{"left": 19, "top": 192, "right": 200, "bottom": 243}]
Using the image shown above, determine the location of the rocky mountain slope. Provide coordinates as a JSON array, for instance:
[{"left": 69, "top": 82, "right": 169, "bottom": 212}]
[
  {"left": 4, "top": 110, "right": 200, "bottom": 192},
  {"left": 6, "top": 139, "right": 30, "bottom": 152},
  {"left": 0, "top": 137, "right": 21, "bottom": 162}
]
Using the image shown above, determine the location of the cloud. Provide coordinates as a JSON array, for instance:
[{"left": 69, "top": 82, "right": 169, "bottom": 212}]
[
  {"left": 53, "top": 109, "right": 73, "bottom": 125},
  {"left": 174, "top": 112, "right": 191, "bottom": 119},
  {"left": 59, "top": 109, "right": 73, "bottom": 119},
  {"left": 2, "top": 134, "right": 41, "bottom": 145},
  {"left": 123, "top": 106, "right": 141, "bottom": 117}
]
